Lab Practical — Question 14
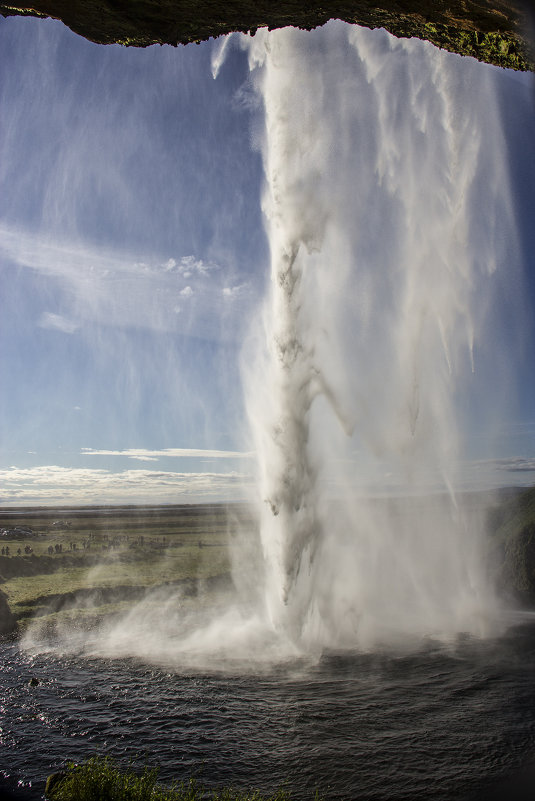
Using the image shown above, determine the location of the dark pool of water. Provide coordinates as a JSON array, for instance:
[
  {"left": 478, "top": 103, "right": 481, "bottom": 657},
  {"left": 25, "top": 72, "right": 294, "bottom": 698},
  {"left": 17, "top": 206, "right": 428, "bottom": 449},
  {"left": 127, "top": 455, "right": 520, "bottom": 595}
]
[{"left": 2, "top": 621, "right": 535, "bottom": 800}]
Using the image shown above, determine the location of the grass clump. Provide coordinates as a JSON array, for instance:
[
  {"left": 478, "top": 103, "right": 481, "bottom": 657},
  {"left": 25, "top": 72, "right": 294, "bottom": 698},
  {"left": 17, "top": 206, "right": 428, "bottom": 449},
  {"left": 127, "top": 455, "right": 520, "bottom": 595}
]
[
  {"left": 46, "top": 757, "right": 301, "bottom": 801},
  {"left": 46, "top": 758, "right": 167, "bottom": 801}
]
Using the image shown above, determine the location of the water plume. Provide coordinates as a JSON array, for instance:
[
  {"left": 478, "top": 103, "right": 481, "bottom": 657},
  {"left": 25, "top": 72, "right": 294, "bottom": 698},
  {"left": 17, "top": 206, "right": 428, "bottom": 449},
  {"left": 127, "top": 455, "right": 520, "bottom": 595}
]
[{"left": 242, "top": 22, "right": 517, "bottom": 649}]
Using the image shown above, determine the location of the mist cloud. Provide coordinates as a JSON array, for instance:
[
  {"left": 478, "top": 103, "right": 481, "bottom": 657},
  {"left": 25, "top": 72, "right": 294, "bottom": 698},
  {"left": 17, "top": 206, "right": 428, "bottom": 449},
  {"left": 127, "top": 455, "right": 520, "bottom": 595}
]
[{"left": 38, "top": 312, "right": 80, "bottom": 334}]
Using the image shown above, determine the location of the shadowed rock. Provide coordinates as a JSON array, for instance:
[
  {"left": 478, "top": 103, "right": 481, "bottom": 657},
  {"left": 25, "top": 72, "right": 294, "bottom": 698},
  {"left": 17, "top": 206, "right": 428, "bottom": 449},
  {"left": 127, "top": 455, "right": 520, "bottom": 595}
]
[
  {"left": 0, "top": 587, "right": 16, "bottom": 634},
  {"left": 0, "top": 1, "right": 533, "bottom": 71},
  {"left": 488, "top": 488, "right": 535, "bottom": 605}
]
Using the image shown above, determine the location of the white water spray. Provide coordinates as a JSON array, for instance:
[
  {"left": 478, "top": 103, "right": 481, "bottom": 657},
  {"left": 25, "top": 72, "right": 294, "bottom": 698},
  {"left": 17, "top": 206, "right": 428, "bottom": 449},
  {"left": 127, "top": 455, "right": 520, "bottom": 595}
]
[
  {"left": 243, "top": 23, "right": 515, "bottom": 649},
  {"left": 22, "top": 23, "right": 521, "bottom": 665}
]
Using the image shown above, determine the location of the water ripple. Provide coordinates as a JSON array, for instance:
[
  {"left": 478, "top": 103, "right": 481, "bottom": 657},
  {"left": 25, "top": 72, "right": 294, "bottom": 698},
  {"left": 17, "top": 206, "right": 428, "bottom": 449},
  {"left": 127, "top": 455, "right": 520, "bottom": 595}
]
[{"left": 2, "top": 626, "right": 535, "bottom": 800}]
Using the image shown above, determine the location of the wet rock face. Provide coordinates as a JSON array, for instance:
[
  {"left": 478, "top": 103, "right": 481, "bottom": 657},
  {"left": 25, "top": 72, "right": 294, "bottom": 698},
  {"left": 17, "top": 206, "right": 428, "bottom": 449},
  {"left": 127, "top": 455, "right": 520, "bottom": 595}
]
[
  {"left": 487, "top": 489, "right": 535, "bottom": 606},
  {"left": 500, "top": 522, "right": 535, "bottom": 603},
  {"left": 0, "top": 588, "right": 16, "bottom": 634},
  {"left": 0, "top": 1, "right": 533, "bottom": 71}
]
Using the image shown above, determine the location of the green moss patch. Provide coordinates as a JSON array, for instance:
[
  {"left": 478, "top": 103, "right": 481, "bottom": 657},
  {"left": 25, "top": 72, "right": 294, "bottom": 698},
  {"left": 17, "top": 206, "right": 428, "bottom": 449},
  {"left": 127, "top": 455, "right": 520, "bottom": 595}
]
[
  {"left": 45, "top": 756, "right": 307, "bottom": 801},
  {"left": 1, "top": 1, "right": 533, "bottom": 71}
]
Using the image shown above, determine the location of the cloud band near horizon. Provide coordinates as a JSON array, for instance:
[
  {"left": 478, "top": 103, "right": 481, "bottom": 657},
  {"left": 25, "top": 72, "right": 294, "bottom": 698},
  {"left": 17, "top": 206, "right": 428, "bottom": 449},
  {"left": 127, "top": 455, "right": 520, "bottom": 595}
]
[
  {"left": 0, "top": 464, "right": 253, "bottom": 506},
  {"left": 80, "top": 447, "right": 254, "bottom": 460}
]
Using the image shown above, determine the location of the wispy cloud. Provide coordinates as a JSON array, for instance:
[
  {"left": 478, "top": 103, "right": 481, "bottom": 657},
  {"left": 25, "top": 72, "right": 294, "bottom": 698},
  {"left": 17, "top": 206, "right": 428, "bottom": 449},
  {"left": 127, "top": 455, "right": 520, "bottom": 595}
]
[
  {"left": 0, "top": 222, "right": 211, "bottom": 286},
  {"left": 164, "top": 256, "right": 217, "bottom": 278},
  {"left": 38, "top": 312, "right": 80, "bottom": 334},
  {"left": 462, "top": 456, "right": 535, "bottom": 474},
  {"left": 0, "top": 465, "right": 253, "bottom": 505},
  {"left": 81, "top": 447, "right": 253, "bottom": 461},
  {"left": 223, "top": 283, "right": 249, "bottom": 298},
  {"left": 491, "top": 457, "right": 535, "bottom": 473},
  {"left": 0, "top": 223, "right": 255, "bottom": 339}
]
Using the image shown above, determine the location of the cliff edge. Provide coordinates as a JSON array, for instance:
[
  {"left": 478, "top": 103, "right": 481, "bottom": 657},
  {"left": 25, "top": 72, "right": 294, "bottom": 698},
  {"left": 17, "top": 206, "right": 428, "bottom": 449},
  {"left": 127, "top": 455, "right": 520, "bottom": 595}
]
[{"left": 1, "top": 1, "right": 534, "bottom": 71}]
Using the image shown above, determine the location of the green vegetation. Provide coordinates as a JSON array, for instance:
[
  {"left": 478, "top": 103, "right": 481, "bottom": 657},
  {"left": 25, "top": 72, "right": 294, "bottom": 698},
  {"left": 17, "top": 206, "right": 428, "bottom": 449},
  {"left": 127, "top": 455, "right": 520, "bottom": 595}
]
[
  {"left": 45, "top": 757, "right": 301, "bottom": 801},
  {"left": 0, "top": 504, "right": 254, "bottom": 633},
  {"left": 0, "top": 1, "right": 533, "bottom": 72},
  {"left": 4, "top": 489, "right": 535, "bottom": 633},
  {"left": 487, "top": 487, "right": 535, "bottom": 603}
]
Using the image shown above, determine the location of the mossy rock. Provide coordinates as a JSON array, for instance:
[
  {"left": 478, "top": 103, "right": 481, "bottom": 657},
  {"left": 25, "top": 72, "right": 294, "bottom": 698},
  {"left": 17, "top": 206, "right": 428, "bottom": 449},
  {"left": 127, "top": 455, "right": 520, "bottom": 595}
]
[
  {"left": 0, "top": 1, "right": 533, "bottom": 72},
  {"left": 501, "top": 522, "right": 535, "bottom": 601},
  {"left": 0, "top": 588, "right": 16, "bottom": 634},
  {"left": 487, "top": 488, "right": 535, "bottom": 604}
]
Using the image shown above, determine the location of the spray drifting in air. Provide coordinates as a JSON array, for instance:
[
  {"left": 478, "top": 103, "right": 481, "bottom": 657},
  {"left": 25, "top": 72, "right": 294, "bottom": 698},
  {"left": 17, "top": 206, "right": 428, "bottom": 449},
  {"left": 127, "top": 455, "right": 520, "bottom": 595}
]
[
  {"left": 24, "top": 23, "right": 518, "bottom": 665},
  {"left": 240, "top": 22, "right": 515, "bottom": 649}
]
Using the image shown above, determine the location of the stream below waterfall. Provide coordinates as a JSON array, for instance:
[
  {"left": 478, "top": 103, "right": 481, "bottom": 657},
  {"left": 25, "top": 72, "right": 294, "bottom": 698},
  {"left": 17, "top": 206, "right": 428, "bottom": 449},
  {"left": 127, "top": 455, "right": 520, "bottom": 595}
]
[{"left": 2, "top": 617, "right": 535, "bottom": 801}]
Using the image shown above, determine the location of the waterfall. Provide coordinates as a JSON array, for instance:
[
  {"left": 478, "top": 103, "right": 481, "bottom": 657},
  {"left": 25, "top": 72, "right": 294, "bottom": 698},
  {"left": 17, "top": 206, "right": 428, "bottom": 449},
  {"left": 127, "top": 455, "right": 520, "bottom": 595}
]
[
  {"left": 24, "top": 21, "right": 521, "bottom": 665},
  {"left": 242, "top": 22, "right": 513, "bottom": 648}
]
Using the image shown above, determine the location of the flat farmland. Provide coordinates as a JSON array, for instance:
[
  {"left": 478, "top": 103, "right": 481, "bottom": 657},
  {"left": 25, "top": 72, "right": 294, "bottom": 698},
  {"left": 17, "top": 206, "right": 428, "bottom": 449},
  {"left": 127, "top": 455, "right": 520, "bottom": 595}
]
[{"left": 0, "top": 503, "right": 256, "bottom": 631}]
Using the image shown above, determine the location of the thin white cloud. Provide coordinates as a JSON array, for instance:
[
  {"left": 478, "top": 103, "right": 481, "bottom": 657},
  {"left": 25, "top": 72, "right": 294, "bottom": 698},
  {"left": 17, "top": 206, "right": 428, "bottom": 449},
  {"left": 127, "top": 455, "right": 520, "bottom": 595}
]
[
  {"left": 492, "top": 457, "right": 535, "bottom": 473},
  {"left": 81, "top": 447, "right": 253, "bottom": 460},
  {"left": 0, "top": 222, "right": 137, "bottom": 281},
  {"left": 223, "top": 283, "right": 249, "bottom": 298},
  {"left": 0, "top": 464, "right": 253, "bottom": 505},
  {"left": 0, "top": 223, "right": 215, "bottom": 285},
  {"left": 0, "top": 223, "right": 251, "bottom": 340},
  {"left": 462, "top": 456, "right": 535, "bottom": 474},
  {"left": 38, "top": 312, "right": 79, "bottom": 334},
  {"left": 163, "top": 255, "right": 217, "bottom": 278}
]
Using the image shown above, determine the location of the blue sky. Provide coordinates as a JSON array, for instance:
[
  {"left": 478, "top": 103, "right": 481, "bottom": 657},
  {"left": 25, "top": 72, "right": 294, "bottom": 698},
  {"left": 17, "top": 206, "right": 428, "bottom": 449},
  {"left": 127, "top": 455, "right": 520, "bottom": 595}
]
[
  {"left": 1, "top": 16, "right": 535, "bottom": 505},
  {"left": 0, "top": 17, "right": 266, "bottom": 504}
]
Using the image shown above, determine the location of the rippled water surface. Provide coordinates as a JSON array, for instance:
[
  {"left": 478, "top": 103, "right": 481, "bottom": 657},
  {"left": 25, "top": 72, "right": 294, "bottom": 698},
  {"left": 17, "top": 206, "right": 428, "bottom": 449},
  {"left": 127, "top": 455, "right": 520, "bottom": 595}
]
[{"left": 2, "top": 621, "right": 535, "bottom": 800}]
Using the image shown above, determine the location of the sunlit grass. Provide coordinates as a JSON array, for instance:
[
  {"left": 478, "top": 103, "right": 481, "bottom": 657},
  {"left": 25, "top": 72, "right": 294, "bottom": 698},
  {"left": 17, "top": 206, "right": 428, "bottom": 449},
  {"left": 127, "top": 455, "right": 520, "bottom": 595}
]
[
  {"left": 4, "top": 545, "right": 230, "bottom": 619},
  {"left": 0, "top": 505, "right": 245, "bottom": 630},
  {"left": 45, "top": 757, "right": 307, "bottom": 801}
]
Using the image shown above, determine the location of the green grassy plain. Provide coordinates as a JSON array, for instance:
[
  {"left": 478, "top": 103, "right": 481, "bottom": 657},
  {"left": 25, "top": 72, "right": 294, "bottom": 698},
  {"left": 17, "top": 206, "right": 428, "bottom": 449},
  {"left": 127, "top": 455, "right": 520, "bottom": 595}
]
[
  {"left": 4, "top": 490, "right": 535, "bottom": 633},
  {"left": 0, "top": 504, "right": 254, "bottom": 631}
]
